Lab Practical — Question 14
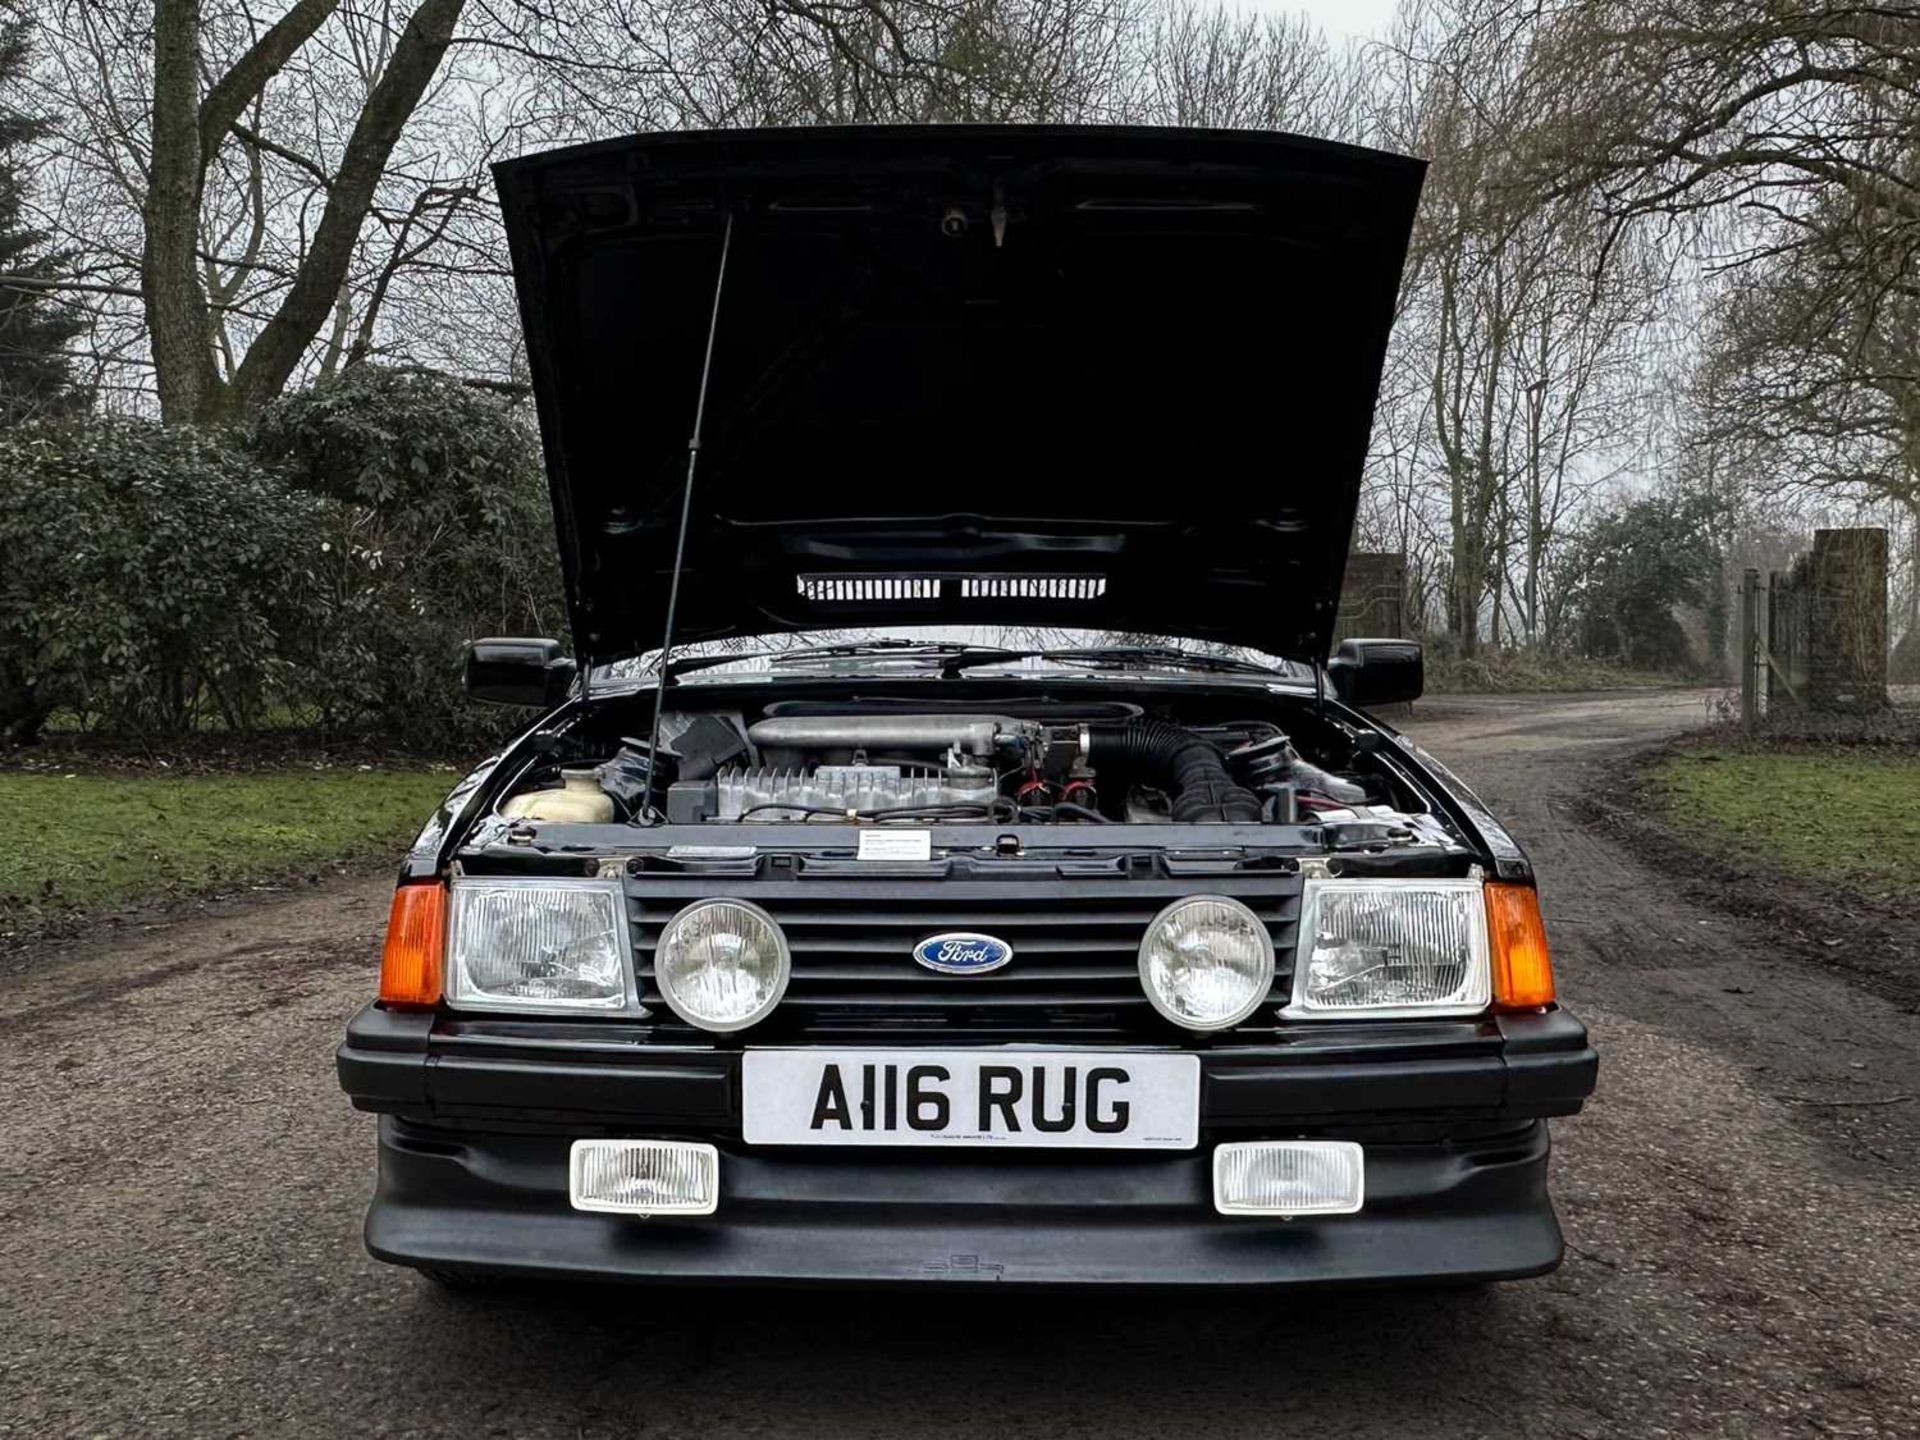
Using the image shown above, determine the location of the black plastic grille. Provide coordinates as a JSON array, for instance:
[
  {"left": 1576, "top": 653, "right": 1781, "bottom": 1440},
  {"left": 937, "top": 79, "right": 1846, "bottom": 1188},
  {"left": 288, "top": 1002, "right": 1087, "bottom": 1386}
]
[{"left": 628, "top": 873, "right": 1301, "bottom": 1042}]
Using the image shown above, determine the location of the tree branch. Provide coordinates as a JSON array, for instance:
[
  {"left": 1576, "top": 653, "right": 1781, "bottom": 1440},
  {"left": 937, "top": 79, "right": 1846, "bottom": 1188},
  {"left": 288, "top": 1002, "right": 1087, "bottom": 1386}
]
[
  {"left": 0, "top": 273, "right": 146, "bottom": 299},
  {"left": 225, "top": 0, "right": 468, "bottom": 416},
  {"left": 226, "top": 121, "right": 333, "bottom": 189},
  {"left": 197, "top": 0, "right": 342, "bottom": 165}
]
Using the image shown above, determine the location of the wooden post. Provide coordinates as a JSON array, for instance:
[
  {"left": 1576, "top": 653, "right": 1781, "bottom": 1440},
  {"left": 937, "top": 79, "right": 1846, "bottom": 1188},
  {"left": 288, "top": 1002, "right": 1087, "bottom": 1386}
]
[{"left": 1740, "top": 568, "right": 1760, "bottom": 730}]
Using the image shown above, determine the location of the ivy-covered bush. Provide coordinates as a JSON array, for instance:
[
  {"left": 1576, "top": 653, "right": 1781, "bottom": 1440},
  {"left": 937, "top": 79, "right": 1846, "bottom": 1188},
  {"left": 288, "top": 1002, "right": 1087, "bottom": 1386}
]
[
  {"left": 247, "top": 366, "right": 564, "bottom": 746},
  {"left": 1566, "top": 489, "right": 1726, "bottom": 670},
  {"left": 0, "top": 367, "right": 565, "bottom": 747},
  {"left": 0, "top": 420, "right": 328, "bottom": 739}
]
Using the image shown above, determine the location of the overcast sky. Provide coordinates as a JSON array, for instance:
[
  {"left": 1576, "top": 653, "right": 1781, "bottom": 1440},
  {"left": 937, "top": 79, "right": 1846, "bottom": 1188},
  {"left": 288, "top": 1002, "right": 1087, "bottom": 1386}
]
[{"left": 1241, "top": 0, "right": 1399, "bottom": 42}]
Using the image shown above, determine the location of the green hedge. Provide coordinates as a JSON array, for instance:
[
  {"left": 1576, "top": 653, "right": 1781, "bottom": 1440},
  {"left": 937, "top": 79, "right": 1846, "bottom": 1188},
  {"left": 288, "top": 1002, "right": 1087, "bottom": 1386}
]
[{"left": 0, "top": 367, "right": 563, "bottom": 747}]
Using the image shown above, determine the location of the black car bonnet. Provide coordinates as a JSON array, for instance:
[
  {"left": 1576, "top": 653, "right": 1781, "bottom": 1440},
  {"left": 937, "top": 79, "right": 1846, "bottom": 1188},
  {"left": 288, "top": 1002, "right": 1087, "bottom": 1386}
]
[{"left": 496, "top": 125, "right": 1425, "bottom": 666}]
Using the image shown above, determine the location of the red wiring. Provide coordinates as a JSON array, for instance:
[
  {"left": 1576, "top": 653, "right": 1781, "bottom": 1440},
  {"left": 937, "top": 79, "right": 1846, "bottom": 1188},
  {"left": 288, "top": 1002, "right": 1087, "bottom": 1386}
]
[{"left": 1295, "top": 794, "right": 1350, "bottom": 811}]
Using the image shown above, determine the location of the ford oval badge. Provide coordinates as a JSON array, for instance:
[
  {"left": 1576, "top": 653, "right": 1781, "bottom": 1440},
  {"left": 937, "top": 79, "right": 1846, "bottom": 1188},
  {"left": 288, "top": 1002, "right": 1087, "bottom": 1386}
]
[{"left": 913, "top": 932, "right": 1013, "bottom": 975}]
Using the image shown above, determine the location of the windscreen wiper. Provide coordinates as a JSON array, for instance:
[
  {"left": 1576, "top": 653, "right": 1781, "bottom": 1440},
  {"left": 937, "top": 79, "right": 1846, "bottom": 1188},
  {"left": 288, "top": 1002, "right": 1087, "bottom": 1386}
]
[
  {"left": 942, "top": 645, "right": 1282, "bottom": 677},
  {"left": 660, "top": 647, "right": 783, "bottom": 680},
  {"left": 665, "top": 640, "right": 1023, "bottom": 680},
  {"left": 1046, "top": 646, "right": 1281, "bottom": 675},
  {"left": 769, "top": 641, "right": 1026, "bottom": 670}
]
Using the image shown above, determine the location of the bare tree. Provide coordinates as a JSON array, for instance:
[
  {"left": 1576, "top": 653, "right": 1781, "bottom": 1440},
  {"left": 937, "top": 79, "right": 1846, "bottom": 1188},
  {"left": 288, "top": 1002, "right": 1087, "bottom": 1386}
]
[
  {"left": 1527, "top": 1, "right": 1920, "bottom": 270},
  {"left": 18, "top": 0, "right": 1136, "bottom": 420},
  {"left": 1364, "top": 0, "right": 1662, "bottom": 654},
  {"left": 17, "top": 0, "right": 501, "bottom": 419},
  {"left": 1689, "top": 182, "right": 1920, "bottom": 648},
  {"left": 1124, "top": 5, "right": 1360, "bottom": 135},
  {"left": 138, "top": 0, "right": 468, "bottom": 421},
  {"left": 1524, "top": 2, "right": 1920, "bottom": 655}
]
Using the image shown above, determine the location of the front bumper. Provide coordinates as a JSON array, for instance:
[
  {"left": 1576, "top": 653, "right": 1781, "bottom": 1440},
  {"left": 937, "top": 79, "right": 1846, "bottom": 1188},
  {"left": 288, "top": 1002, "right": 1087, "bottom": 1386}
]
[{"left": 339, "top": 1006, "right": 1596, "bottom": 1287}]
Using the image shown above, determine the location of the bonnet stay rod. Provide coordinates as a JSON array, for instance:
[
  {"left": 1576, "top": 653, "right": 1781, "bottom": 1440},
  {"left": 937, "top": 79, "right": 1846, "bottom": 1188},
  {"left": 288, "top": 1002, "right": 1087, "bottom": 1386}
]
[{"left": 640, "top": 210, "right": 735, "bottom": 822}]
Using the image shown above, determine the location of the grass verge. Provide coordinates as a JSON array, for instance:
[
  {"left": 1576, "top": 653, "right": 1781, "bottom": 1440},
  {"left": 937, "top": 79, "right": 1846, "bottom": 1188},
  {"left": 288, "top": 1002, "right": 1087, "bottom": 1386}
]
[
  {"left": 1647, "top": 748, "right": 1920, "bottom": 895},
  {"left": 0, "top": 768, "right": 455, "bottom": 941}
]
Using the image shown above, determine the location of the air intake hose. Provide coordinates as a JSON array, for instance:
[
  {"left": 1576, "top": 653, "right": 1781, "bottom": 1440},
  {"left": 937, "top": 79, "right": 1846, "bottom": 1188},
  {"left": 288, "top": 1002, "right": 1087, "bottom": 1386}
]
[{"left": 1087, "top": 720, "right": 1264, "bottom": 823}]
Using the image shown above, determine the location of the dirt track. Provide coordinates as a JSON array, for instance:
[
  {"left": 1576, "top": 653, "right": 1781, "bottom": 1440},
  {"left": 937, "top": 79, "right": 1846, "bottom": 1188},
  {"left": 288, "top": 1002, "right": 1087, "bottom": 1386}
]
[{"left": 3, "top": 689, "right": 1916, "bottom": 1439}]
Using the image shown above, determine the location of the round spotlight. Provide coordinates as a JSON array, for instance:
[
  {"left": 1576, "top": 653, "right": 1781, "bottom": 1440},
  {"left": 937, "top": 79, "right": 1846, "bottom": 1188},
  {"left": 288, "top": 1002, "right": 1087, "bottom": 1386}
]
[
  {"left": 1138, "top": 895, "right": 1275, "bottom": 1031},
  {"left": 654, "top": 899, "right": 790, "bottom": 1032}
]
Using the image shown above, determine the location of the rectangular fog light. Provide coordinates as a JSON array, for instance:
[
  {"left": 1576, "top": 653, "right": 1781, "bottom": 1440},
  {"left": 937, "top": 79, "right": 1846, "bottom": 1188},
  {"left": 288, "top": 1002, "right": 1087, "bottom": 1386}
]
[
  {"left": 569, "top": 1140, "right": 719, "bottom": 1216},
  {"left": 1213, "top": 1140, "right": 1365, "bottom": 1217}
]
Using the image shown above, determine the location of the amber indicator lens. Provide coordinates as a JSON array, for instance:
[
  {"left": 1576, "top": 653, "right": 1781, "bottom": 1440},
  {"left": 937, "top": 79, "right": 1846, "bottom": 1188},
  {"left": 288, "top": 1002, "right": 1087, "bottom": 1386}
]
[
  {"left": 1486, "top": 882, "right": 1556, "bottom": 1010},
  {"left": 378, "top": 883, "right": 446, "bottom": 1008}
]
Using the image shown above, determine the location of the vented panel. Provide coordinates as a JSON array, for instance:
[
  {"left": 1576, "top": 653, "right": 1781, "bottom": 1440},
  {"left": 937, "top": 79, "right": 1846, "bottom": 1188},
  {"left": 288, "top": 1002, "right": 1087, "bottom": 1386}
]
[
  {"left": 796, "top": 575, "right": 941, "bottom": 601},
  {"left": 959, "top": 575, "right": 1107, "bottom": 599},
  {"left": 795, "top": 573, "right": 1109, "bottom": 602}
]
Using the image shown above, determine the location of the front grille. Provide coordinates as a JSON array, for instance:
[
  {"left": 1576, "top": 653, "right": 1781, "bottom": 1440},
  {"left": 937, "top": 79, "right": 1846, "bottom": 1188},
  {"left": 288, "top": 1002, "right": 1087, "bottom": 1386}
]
[{"left": 628, "top": 873, "right": 1301, "bottom": 1042}]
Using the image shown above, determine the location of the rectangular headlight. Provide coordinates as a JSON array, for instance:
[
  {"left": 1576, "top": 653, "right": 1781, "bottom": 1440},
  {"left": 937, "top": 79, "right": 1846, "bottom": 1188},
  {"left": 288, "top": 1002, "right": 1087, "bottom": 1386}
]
[
  {"left": 444, "top": 876, "right": 636, "bottom": 1014},
  {"left": 1284, "top": 878, "right": 1490, "bottom": 1018}
]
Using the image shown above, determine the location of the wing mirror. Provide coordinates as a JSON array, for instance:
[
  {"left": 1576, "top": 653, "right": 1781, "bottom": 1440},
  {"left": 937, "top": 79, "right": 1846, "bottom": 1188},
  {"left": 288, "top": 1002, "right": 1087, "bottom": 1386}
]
[
  {"left": 1327, "top": 638, "right": 1423, "bottom": 708},
  {"left": 464, "top": 637, "right": 578, "bottom": 707}
]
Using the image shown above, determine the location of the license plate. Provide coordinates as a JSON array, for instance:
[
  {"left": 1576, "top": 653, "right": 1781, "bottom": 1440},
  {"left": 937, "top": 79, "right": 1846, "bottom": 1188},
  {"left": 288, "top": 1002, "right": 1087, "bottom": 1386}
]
[{"left": 741, "top": 1049, "right": 1200, "bottom": 1149}]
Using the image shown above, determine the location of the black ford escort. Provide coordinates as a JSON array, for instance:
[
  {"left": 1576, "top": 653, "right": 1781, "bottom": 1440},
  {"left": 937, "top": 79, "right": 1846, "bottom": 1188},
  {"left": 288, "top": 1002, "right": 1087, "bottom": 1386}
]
[{"left": 336, "top": 124, "right": 1597, "bottom": 1288}]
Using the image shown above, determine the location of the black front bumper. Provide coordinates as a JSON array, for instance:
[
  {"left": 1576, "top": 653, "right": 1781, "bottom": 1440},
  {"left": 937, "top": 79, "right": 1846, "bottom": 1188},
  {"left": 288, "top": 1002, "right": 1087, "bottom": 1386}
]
[{"left": 339, "top": 1006, "right": 1596, "bottom": 1287}]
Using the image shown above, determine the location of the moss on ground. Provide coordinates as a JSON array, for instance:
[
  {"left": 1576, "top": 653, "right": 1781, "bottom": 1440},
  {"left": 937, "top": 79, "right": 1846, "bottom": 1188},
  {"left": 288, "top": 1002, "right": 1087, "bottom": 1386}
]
[
  {"left": 0, "top": 769, "right": 454, "bottom": 934},
  {"left": 1649, "top": 749, "right": 1920, "bottom": 895},
  {"left": 1425, "top": 653, "right": 1689, "bottom": 694}
]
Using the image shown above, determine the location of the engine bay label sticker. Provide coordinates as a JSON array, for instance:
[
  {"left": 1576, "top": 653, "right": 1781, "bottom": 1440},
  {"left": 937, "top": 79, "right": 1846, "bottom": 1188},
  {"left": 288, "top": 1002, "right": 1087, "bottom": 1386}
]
[
  {"left": 857, "top": 829, "right": 932, "bottom": 862},
  {"left": 742, "top": 1050, "right": 1200, "bottom": 1149}
]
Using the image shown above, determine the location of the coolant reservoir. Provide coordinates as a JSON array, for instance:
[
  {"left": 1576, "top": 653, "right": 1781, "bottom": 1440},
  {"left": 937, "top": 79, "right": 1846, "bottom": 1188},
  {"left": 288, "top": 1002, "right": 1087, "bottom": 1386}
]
[{"left": 501, "top": 768, "right": 615, "bottom": 824}]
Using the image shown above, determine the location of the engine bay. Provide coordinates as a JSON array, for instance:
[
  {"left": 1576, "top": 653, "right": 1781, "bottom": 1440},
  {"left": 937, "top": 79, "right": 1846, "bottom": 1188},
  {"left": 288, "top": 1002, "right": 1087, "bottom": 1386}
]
[{"left": 495, "top": 688, "right": 1457, "bottom": 849}]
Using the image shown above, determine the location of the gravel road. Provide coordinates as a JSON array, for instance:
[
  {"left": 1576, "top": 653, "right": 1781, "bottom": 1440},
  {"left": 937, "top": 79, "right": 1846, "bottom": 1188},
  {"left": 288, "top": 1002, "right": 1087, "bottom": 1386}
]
[{"left": 4, "top": 689, "right": 1916, "bottom": 1439}]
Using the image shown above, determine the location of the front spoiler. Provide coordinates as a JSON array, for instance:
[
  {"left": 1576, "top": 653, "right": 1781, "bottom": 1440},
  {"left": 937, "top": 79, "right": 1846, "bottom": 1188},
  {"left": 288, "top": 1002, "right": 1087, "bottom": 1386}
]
[
  {"left": 343, "top": 1007, "right": 1593, "bottom": 1287},
  {"left": 367, "top": 1116, "right": 1563, "bottom": 1288}
]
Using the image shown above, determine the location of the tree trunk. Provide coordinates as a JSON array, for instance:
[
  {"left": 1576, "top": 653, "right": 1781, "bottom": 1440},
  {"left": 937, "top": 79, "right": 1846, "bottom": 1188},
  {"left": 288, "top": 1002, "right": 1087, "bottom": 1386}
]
[
  {"left": 142, "top": 0, "right": 220, "bottom": 423},
  {"left": 1908, "top": 499, "right": 1920, "bottom": 633},
  {"left": 143, "top": 0, "right": 345, "bottom": 421},
  {"left": 1450, "top": 518, "right": 1483, "bottom": 657}
]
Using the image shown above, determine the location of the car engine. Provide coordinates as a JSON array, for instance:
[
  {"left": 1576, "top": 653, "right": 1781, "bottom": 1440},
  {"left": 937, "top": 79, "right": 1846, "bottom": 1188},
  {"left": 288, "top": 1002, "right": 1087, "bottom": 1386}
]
[
  {"left": 705, "top": 762, "right": 1001, "bottom": 822},
  {"left": 500, "top": 701, "right": 1422, "bottom": 832}
]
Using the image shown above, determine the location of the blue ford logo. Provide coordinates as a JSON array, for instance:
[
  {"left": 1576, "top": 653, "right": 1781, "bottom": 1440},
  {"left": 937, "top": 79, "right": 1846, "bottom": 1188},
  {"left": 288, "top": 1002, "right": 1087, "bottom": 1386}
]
[{"left": 913, "top": 932, "right": 1013, "bottom": 975}]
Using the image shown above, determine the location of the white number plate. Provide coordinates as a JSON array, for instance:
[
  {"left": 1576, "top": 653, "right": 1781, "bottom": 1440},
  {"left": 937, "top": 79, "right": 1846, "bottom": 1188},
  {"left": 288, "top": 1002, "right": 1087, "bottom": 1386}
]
[{"left": 741, "top": 1049, "right": 1200, "bottom": 1149}]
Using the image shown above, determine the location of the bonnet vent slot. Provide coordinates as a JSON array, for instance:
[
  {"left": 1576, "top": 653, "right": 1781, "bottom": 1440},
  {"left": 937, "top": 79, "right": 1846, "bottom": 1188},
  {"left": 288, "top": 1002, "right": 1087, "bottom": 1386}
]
[
  {"left": 797, "top": 575, "right": 942, "bottom": 601},
  {"left": 959, "top": 575, "right": 1106, "bottom": 599}
]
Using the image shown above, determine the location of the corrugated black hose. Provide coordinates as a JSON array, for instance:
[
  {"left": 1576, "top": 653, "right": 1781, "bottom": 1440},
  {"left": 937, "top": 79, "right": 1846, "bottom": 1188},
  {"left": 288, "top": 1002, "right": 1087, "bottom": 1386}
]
[{"left": 1087, "top": 720, "right": 1264, "bottom": 823}]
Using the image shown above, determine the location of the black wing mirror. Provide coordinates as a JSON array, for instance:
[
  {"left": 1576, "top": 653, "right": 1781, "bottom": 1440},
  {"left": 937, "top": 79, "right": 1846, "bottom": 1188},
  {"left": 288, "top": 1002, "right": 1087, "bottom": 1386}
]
[
  {"left": 464, "top": 637, "right": 578, "bottom": 707},
  {"left": 1327, "top": 638, "right": 1423, "bottom": 708}
]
